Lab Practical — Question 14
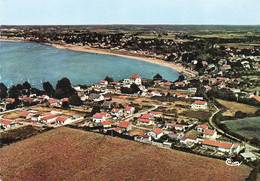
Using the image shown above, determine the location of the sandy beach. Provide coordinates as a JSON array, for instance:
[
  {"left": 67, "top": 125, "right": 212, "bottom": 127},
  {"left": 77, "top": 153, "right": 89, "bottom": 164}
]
[
  {"left": 1, "top": 37, "right": 196, "bottom": 78},
  {"left": 51, "top": 44, "right": 196, "bottom": 78}
]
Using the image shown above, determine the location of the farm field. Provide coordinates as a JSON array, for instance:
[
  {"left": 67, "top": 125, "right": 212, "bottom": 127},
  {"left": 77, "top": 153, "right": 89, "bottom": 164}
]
[
  {"left": 0, "top": 127, "right": 250, "bottom": 181},
  {"left": 217, "top": 99, "right": 259, "bottom": 116},
  {"left": 223, "top": 117, "right": 260, "bottom": 140}
]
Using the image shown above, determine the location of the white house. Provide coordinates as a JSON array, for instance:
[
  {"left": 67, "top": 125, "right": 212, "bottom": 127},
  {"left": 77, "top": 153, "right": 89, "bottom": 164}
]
[
  {"left": 147, "top": 128, "right": 164, "bottom": 140},
  {"left": 40, "top": 114, "right": 59, "bottom": 124},
  {"left": 202, "top": 129, "right": 218, "bottom": 140},
  {"left": 196, "top": 124, "right": 209, "bottom": 133},
  {"left": 111, "top": 108, "right": 124, "bottom": 118},
  {"left": 130, "top": 74, "right": 142, "bottom": 85},
  {"left": 101, "top": 120, "right": 112, "bottom": 128},
  {"left": 124, "top": 105, "right": 135, "bottom": 115},
  {"left": 55, "top": 116, "right": 71, "bottom": 125},
  {"left": 201, "top": 139, "right": 242, "bottom": 154},
  {"left": 191, "top": 101, "right": 208, "bottom": 110},
  {"left": 93, "top": 112, "right": 112, "bottom": 123},
  {"left": 0, "top": 118, "right": 13, "bottom": 129},
  {"left": 138, "top": 113, "right": 155, "bottom": 126}
]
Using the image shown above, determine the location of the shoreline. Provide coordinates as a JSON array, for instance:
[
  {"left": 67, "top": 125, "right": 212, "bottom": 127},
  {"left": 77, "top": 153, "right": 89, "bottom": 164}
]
[{"left": 0, "top": 37, "right": 196, "bottom": 79}]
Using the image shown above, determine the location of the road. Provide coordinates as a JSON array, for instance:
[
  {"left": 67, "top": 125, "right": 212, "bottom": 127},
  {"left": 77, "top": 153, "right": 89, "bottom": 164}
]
[
  {"left": 123, "top": 105, "right": 159, "bottom": 122},
  {"left": 209, "top": 104, "right": 259, "bottom": 151}
]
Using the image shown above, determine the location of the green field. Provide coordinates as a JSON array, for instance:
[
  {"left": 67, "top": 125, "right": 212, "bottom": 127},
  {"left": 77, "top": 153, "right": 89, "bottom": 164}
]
[{"left": 223, "top": 117, "right": 260, "bottom": 140}]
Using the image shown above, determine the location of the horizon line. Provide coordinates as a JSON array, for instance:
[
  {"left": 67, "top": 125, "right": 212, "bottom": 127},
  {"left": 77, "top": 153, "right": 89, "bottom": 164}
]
[{"left": 1, "top": 24, "right": 260, "bottom": 26}]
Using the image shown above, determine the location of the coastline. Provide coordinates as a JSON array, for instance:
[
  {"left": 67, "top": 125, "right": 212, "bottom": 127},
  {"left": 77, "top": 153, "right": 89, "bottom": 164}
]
[{"left": 0, "top": 37, "right": 196, "bottom": 79}]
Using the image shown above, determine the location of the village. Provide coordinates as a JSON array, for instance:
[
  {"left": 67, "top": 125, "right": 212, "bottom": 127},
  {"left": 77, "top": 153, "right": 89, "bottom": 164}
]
[{"left": 1, "top": 73, "right": 259, "bottom": 163}]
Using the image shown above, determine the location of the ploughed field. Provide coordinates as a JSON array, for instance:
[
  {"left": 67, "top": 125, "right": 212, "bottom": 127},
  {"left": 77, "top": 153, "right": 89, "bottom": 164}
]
[{"left": 0, "top": 127, "right": 250, "bottom": 181}]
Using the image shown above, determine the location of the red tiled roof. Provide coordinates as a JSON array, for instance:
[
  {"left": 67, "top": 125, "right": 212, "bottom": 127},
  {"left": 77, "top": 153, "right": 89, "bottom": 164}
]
[
  {"left": 101, "top": 120, "right": 112, "bottom": 126},
  {"left": 19, "top": 111, "right": 30, "bottom": 118},
  {"left": 201, "top": 139, "right": 234, "bottom": 149},
  {"left": 0, "top": 119, "right": 13, "bottom": 126},
  {"left": 56, "top": 116, "right": 69, "bottom": 123},
  {"left": 138, "top": 118, "right": 151, "bottom": 123},
  {"left": 153, "top": 128, "right": 163, "bottom": 135},
  {"left": 196, "top": 124, "right": 209, "bottom": 130},
  {"left": 125, "top": 105, "right": 134, "bottom": 112},
  {"left": 140, "top": 114, "right": 153, "bottom": 120},
  {"left": 193, "top": 101, "right": 207, "bottom": 105},
  {"left": 48, "top": 98, "right": 58, "bottom": 104},
  {"left": 252, "top": 96, "right": 260, "bottom": 102},
  {"left": 117, "top": 121, "right": 130, "bottom": 128},
  {"left": 42, "top": 114, "right": 58, "bottom": 121},
  {"left": 93, "top": 112, "right": 111, "bottom": 119},
  {"left": 203, "top": 129, "right": 215, "bottom": 135},
  {"left": 131, "top": 74, "right": 141, "bottom": 80}
]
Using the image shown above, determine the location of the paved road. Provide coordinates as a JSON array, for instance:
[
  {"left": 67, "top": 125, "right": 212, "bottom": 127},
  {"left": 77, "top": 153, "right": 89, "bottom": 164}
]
[{"left": 123, "top": 105, "right": 159, "bottom": 122}]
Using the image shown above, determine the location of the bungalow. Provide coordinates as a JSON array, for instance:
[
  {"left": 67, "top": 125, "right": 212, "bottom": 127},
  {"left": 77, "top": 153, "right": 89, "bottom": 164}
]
[
  {"left": 101, "top": 120, "right": 112, "bottom": 128},
  {"left": 201, "top": 139, "right": 241, "bottom": 154},
  {"left": 124, "top": 105, "right": 135, "bottom": 115},
  {"left": 0, "top": 118, "right": 13, "bottom": 129},
  {"left": 175, "top": 93, "right": 188, "bottom": 99},
  {"left": 115, "top": 121, "right": 132, "bottom": 132},
  {"left": 99, "top": 80, "right": 108, "bottom": 86},
  {"left": 191, "top": 101, "right": 208, "bottom": 110},
  {"left": 93, "top": 112, "right": 112, "bottom": 123},
  {"left": 56, "top": 116, "right": 71, "bottom": 124},
  {"left": 196, "top": 124, "right": 209, "bottom": 133},
  {"left": 138, "top": 113, "right": 155, "bottom": 126},
  {"left": 147, "top": 128, "right": 164, "bottom": 140},
  {"left": 202, "top": 129, "right": 218, "bottom": 140},
  {"left": 111, "top": 108, "right": 124, "bottom": 118},
  {"left": 48, "top": 98, "right": 60, "bottom": 107},
  {"left": 180, "top": 135, "right": 198, "bottom": 146},
  {"left": 130, "top": 74, "right": 142, "bottom": 85},
  {"left": 40, "top": 114, "right": 59, "bottom": 124}
]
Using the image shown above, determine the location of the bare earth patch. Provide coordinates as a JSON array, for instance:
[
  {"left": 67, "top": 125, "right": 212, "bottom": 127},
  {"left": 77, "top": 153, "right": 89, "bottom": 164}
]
[{"left": 0, "top": 127, "right": 250, "bottom": 181}]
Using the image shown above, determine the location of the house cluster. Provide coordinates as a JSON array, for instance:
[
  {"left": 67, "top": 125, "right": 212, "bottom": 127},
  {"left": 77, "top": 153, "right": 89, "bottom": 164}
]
[
  {"left": 136, "top": 121, "right": 243, "bottom": 157},
  {"left": 0, "top": 108, "right": 83, "bottom": 131}
]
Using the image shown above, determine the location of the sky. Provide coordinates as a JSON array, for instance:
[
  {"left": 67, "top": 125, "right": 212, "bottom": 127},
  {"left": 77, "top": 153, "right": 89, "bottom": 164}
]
[{"left": 0, "top": 0, "right": 260, "bottom": 25}]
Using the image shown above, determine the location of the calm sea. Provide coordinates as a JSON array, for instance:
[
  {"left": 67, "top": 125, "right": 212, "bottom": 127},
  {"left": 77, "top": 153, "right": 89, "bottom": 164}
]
[{"left": 0, "top": 41, "right": 179, "bottom": 88}]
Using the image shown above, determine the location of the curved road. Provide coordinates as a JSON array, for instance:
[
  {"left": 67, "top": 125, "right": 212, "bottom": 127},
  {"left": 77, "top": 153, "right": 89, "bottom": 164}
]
[{"left": 209, "top": 104, "right": 259, "bottom": 151}]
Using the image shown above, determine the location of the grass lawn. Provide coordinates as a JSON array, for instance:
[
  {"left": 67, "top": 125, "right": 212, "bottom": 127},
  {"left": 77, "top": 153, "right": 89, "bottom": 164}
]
[
  {"left": 217, "top": 99, "right": 258, "bottom": 117},
  {"left": 223, "top": 117, "right": 260, "bottom": 140}
]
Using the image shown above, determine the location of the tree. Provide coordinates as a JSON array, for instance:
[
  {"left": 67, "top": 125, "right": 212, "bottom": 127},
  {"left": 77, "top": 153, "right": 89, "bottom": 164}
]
[
  {"left": 130, "top": 83, "right": 140, "bottom": 94},
  {"left": 234, "top": 111, "right": 247, "bottom": 119},
  {"left": 0, "top": 83, "right": 8, "bottom": 99},
  {"left": 153, "top": 73, "right": 163, "bottom": 81},
  {"left": 55, "top": 77, "right": 75, "bottom": 99},
  {"left": 255, "top": 109, "right": 260, "bottom": 116},
  {"left": 43, "top": 81, "right": 55, "bottom": 97},
  {"left": 104, "top": 76, "right": 114, "bottom": 83},
  {"left": 69, "top": 94, "right": 82, "bottom": 106},
  {"left": 22, "top": 81, "right": 31, "bottom": 90},
  {"left": 8, "top": 85, "right": 20, "bottom": 99}
]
